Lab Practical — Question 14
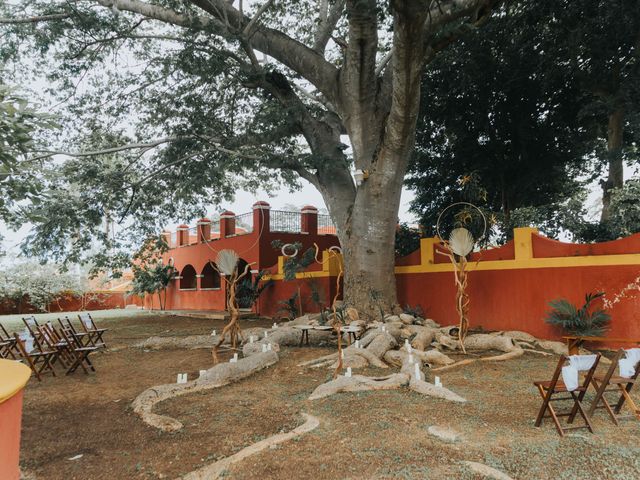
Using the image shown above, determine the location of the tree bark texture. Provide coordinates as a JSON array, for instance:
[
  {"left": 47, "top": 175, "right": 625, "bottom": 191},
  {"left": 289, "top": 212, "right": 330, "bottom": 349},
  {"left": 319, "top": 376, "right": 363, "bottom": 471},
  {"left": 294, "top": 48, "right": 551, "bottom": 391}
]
[{"left": 600, "top": 106, "right": 625, "bottom": 222}]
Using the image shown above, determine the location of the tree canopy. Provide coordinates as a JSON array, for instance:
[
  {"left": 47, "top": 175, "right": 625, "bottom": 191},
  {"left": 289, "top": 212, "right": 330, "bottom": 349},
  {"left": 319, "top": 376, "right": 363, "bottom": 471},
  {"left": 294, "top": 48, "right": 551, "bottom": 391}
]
[
  {"left": 408, "top": 0, "right": 640, "bottom": 240},
  {"left": 0, "top": 81, "right": 56, "bottom": 236},
  {"left": 0, "top": 0, "right": 501, "bottom": 312}
]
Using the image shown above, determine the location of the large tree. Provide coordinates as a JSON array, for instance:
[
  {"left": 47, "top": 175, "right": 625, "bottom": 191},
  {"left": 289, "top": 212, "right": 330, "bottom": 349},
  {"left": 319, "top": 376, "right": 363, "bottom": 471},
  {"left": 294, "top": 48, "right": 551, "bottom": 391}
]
[
  {"left": 407, "top": 0, "right": 593, "bottom": 238},
  {"left": 408, "top": 0, "right": 640, "bottom": 238},
  {"left": 547, "top": 0, "right": 640, "bottom": 221},
  {"left": 0, "top": 0, "right": 498, "bottom": 314}
]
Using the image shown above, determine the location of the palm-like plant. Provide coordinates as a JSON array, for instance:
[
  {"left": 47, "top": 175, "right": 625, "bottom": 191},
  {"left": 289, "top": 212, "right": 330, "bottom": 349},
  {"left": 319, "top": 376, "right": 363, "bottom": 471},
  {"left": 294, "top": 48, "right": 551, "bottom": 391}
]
[{"left": 545, "top": 292, "right": 612, "bottom": 337}]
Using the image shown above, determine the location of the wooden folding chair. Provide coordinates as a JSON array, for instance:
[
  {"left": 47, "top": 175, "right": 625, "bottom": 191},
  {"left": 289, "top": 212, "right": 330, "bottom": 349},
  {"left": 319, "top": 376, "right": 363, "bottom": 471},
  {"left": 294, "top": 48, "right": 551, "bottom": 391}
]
[
  {"left": 0, "top": 322, "right": 19, "bottom": 359},
  {"left": 534, "top": 354, "right": 601, "bottom": 436},
  {"left": 13, "top": 332, "right": 58, "bottom": 381},
  {"left": 22, "top": 315, "right": 43, "bottom": 342},
  {"left": 58, "top": 316, "right": 93, "bottom": 348},
  {"left": 588, "top": 349, "right": 640, "bottom": 425},
  {"left": 56, "top": 325, "right": 98, "bottom": 375},
  {"left": 36, "top": 323, "right": 74, "bottom": 371},
  {"left": 77, "top": 313, "right": 108, "bottom": 349}
]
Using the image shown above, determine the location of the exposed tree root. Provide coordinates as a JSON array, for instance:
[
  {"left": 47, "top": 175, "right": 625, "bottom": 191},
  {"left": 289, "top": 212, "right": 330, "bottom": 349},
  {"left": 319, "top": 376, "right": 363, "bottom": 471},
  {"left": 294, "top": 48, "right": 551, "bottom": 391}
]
[
  {"left": 431, "top": 348, "right": 524, "bottom": 373},
  {"left": 409, "top": 377, "right": 467, "bottom": 403},
  {"left": 521, "top": 348, "right": 553, "bottom": 356},
  {"left": 134, "top": 335, "right": 218, "bottom": 350},
  {"left": 308, "top": 373, "right": 411, "bottom": 400},
  {"left": 132, "top": 351, "right": 279, "bottom": 432},
  {"left": 181, "top": 413, "right": 320, "bottom": 480},
  {"left": 243, "top": 327, "right": 333, "bottom": 356},
  {"left": 134, "top": 328, "right": 267, "bottom": 351},
  {"left": 308, "top": 372, "right": 467, "bottom": 402},
  {"left": 384, "top": 348, "right": 456, "bottom": 368}
]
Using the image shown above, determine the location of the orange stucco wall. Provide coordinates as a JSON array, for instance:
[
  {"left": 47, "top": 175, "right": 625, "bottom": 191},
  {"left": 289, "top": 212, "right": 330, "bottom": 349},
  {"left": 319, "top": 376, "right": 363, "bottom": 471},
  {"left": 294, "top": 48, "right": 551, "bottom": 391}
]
[
  {"left": 397, "top": 265, "right": 640, "bottom": 341},
  {"left": 158, "top": 224, "right": 640, "bottom": 343},
  {"left": 395, "top": 229, "right": 640, "bottom": 342}
]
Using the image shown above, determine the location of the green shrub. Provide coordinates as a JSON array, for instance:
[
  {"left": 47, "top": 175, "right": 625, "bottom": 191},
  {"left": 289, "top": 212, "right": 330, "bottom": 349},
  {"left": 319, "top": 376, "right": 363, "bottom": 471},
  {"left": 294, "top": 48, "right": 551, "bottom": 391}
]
[{"left": 544, "top": 292, "right": 611, "bottom": 337}]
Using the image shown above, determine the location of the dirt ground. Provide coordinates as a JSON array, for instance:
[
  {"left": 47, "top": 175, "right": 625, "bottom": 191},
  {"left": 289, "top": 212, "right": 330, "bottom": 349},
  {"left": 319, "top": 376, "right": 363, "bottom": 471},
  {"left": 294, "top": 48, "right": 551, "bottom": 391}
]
[{"left": 18, "top": 314, "right": 640, "bottom": 480}]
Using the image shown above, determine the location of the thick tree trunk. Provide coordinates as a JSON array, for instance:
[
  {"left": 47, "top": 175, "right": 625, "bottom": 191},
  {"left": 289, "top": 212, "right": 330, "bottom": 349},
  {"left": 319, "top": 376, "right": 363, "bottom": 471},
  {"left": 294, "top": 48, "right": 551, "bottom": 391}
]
[
  {"left": 601, "top": 106, "right": 624, "bottom": 222},
  {"left": 314, "top": 0, "right": 428, "bottom": 317},
  {"left": 326, "top": 149, "right": 409, "bottom": 316}
]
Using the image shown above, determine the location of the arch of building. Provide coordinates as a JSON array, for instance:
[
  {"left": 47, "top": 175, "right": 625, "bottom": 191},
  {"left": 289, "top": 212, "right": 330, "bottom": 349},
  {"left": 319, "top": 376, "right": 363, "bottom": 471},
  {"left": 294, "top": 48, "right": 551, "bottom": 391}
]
[
  {"left": 236, "top": 258, "right": 252, "bottom": 309},
  {"left": 201, "top": 262, "right": 221, "bottom": 289},
  {"left": 180, "top": 265, "right": 197, "bottom": 290}
]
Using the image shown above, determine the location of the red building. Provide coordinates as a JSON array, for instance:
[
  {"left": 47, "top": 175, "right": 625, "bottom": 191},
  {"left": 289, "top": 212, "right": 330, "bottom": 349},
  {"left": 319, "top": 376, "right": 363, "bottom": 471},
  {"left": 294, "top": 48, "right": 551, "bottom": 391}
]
[{"left": 154, "top": 201, "right": 340, "bottom": 314}]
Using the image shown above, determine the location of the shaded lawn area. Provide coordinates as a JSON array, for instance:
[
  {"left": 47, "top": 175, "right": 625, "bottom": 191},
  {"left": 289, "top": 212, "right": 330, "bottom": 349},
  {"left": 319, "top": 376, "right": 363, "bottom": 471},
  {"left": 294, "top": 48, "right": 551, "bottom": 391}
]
[{"left": 17, "top": 314, "right": 640, "bottom": 479}]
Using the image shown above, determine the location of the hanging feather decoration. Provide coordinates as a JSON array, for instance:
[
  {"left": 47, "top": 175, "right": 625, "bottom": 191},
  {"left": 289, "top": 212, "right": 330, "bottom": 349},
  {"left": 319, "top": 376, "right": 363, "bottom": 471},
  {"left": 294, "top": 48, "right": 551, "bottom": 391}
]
[
  {"left": 216, "top": 249, "right": 239, "bottom": 276},
  {"left": 449, "top": 228, "right": 474, "bottom": 257}
]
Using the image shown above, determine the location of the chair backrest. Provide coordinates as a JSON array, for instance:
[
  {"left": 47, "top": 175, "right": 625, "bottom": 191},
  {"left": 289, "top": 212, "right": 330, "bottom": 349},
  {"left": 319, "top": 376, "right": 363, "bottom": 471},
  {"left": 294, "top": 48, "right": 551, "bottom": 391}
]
[
  {"left": 619, "top": 348, "right": 640, "bottom": 379},
  {"left": 560, "top": 353, "right": 601, "bottom": 392},
  {"left": 22, "top": 315, "right": 39, "bottom": 327},
  {"left": 56, "top": 322, "right": 82, "bottom": 350},
  {"left": 36, "top": 325, "right": 59, "bottom": 351},
  {"left": 0, "top": 322, "right": 11, "bottom": 341},
  {"left": 14, "top": 332, "right": 36, "bottom": 355},
  {"left": 546, "top": 355, "right": 568, "bottom": 392},
  {"left": 598, "top": 349, "right": 626, "bottom": 385},
  {"left": 22, "top": 316, "right": 40, "bottom": 339},
  {"left": 78, "top": 313, "right": 95, "bottom": 330}
]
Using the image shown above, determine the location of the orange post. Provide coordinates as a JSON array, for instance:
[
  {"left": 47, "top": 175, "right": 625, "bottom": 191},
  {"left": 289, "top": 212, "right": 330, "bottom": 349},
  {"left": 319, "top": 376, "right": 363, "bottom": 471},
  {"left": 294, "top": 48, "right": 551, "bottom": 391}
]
[{"left": 0, "top": 360, "right": 31, "bottom": 480}]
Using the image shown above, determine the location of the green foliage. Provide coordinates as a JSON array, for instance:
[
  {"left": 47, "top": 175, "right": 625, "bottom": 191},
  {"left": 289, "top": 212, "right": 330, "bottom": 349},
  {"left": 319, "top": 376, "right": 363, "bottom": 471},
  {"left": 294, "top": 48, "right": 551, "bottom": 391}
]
[
  {"left": 0, "top": 260, "right": 88, "bottom": 312},
  {"left": 403, "top": 304, "right": 424, "bottom": 318},
  {"left": 276, "top": 291, "right": 299, "bottom": 320},
  {"left": 408, "top": 0, "right": 640, "bottom": 241},
  {"left": 395, "top": 223, "right": 421, "bottom": 257},
  {"left": 566, "top": 178, "right": 640, "bottom": 242},
  {"left": 0, "top": 2, "right": 325, "bottom": 269},
  {"left": 0, "top": 82, "right": 57, "bottom": 233},
  {"left": 129, "top": 236, "right": 174, "bottom": 309},
  {"left": 408, "top": 1, "right": 591, "bottom": 240},
  {"left": 236, "top": 270, "right": 273, "bottom": 309},
  {"left": 319, "top": 304, "right": 347, "bottom": 327},
  {"left": 545, "top": 292, "right": 611, "bottom": 337},
  {"left": 308, "top": 279, "right": 325, "bottom": 310},
  {"left": 129, "top": 262, "right": 175, "bottom": 310},
  {"left": 271, "top": 240, "right": 315, "bottom": 281}
]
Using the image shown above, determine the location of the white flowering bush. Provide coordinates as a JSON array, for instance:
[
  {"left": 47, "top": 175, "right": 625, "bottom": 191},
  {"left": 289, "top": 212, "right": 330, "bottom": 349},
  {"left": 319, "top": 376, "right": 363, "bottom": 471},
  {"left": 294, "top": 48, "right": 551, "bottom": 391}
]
[{"left": 0, "top": 260, "right": 88, "bottom": 312}]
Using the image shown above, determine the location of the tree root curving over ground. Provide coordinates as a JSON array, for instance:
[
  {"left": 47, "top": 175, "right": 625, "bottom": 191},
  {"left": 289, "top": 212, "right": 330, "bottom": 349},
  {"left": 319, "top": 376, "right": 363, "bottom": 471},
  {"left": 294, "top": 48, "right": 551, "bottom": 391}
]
[
  {"left": 132, "top": 319, "right": 566, "bottom": 435},
  {"left": 132, "top": 351, "right": 279, "bottom": 432},
  {"left": 180, "top": 413, "right": 320, "bottom": 480}
]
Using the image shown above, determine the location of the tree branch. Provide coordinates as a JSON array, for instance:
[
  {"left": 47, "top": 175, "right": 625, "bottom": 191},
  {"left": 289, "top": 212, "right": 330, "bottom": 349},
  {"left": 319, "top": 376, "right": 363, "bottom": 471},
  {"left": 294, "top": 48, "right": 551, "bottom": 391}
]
[
  {"left": 94, "top": 0, "right": 226, "bottom": 31},
  {"left": 189, "top": 0, "right": 340, "bottom": 102},
  {"left": 313, "top": 0, "right": 345, "bottom": 54},
  {"left": 425, "top": 0, "right": 497, "bottom": 34},
  {"left": 29, "top": 136, "right": 190, "bottom": 161},
  {"left": 242, "top": 0, "right": 274, "bottom": 38},
  {"left": 0, "top": 13, "right": 72, "bottom": 24}
]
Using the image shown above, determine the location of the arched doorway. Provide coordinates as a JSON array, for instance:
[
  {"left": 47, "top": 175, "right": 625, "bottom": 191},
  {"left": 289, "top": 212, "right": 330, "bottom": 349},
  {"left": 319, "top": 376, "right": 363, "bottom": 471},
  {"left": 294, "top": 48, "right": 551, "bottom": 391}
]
[
  {"left": 180, "top": 265, "right": 197, "bottom": 290},
  {"left": 201, "top": 262, "right": 221, "bottom": 289}
]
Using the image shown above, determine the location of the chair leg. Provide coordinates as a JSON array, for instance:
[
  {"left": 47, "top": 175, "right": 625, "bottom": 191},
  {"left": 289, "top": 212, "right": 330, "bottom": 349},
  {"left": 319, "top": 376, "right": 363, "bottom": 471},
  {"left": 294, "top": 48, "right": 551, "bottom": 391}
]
[
  {"left": 589, "top": 379, "right": 619, "bottom": 425},
  {"left": 570, "top": 391, "right": 594, "bottom": 433},
  {"left": 534, "top": 385, "right": 549, "bottom": 427},
  {"left": 535, "top": 385, "right": 564, "bottom": 436}
]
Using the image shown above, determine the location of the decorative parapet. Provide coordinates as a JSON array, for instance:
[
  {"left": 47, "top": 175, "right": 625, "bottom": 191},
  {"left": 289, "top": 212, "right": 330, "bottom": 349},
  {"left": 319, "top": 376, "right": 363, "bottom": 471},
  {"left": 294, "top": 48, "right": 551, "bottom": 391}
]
[
  {"left": 265, "top": 250, "right": 343, "bottom": 281},
  {"left": 395, "top": 227, "right": 640, "bottom": 275}
]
